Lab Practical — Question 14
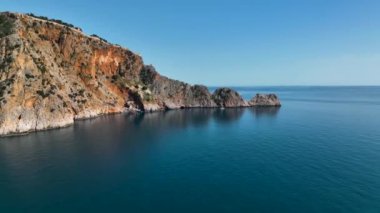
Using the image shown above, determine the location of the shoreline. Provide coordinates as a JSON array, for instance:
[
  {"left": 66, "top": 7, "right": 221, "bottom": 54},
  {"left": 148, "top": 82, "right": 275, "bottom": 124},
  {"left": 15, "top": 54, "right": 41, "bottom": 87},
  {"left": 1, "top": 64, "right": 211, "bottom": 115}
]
[{"left": 0, "top": 105, "right": 281, "bottom": 138}]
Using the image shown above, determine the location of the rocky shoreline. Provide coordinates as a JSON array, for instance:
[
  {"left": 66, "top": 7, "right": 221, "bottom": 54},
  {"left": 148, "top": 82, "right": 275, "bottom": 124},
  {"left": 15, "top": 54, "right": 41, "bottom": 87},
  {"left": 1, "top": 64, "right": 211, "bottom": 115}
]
[{"left": 0, "top": 12, "right": 280, "bottom": 136}]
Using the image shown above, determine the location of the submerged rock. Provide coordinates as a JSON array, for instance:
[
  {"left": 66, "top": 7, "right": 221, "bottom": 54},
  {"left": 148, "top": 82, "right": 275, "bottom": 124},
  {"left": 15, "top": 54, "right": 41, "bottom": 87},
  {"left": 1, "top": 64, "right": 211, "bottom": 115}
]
[{"left": 249, "top": 94, "right": 281, "bottom": 106}]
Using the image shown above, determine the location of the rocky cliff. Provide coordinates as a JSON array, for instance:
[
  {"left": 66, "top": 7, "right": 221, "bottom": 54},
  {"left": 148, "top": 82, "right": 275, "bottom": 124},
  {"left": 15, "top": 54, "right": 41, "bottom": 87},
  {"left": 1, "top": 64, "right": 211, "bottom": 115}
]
[{"left": 0, "top": 12, "right": 280, "bottom": 136}]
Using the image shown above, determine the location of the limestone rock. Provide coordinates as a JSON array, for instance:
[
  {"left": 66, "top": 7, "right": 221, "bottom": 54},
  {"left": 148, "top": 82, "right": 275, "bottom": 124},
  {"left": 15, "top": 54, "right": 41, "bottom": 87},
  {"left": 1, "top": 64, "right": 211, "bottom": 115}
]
[
  {"left": 140, "top": 65, "right": 217, "bottom": 110},
  {"left": 212, "top": 88, "right": 248, "bottom": 107},
  {"left": 0, "top": 12, "right": 142, "bottom": 135},
  {"left": 0, "top": 12, "right": 281, "bottom": 136},
  {"left": 249, "top": 94, "right": 281, "bottom": 106}
]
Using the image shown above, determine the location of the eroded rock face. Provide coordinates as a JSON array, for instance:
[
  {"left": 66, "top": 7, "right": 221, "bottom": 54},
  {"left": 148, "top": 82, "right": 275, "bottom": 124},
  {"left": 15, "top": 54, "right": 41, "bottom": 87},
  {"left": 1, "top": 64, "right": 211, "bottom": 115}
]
[
  {"left": 212, "top": 88, "right": 248, "bottom": 107},
  {"left": 249, "top": 94, "right": 281, "bottom": 106},
  {"left": 0, "top": 12, "right": 280, "bottom": 136},
  {"left": 140, "top": 65, "right": 217, "bottom": 110},
  {"left": 0, "top": 12, "right": 144, "bottom": 135}
]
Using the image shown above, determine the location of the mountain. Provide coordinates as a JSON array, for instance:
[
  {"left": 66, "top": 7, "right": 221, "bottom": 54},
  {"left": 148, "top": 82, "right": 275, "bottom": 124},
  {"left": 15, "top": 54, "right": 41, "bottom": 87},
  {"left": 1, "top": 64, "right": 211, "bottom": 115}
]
[{"left": 0, "top": 12, "right": 280, "bottom": 136}]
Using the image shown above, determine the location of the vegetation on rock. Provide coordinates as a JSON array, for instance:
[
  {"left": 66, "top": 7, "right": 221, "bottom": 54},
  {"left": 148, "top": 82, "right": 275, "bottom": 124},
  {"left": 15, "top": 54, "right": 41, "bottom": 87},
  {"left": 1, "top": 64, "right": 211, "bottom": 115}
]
[
  {"left": 0, "top": 12, "right": 280, "bottom": 136},
  {"left": 0, "top": 13, "right": 14, "bottom": 38},
  {"left": 26, "top": 13, "right": 82, "bottom": 31},
  {"left": 90, "top": 34, "right": 108, "bottom": 43}
]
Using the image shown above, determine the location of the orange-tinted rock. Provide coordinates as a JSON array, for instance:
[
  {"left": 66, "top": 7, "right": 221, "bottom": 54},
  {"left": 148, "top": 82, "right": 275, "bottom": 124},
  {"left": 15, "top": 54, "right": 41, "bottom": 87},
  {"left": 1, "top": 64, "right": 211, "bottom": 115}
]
[{"left": 0, "top": 12, "right": 280, "bottom": 136}]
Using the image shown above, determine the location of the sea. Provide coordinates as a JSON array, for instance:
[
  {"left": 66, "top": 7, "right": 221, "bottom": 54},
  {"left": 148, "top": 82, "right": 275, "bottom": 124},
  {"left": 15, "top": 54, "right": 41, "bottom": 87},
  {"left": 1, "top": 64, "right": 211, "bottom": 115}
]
[{"left": 0, "top": 86, "right": 379, "bottom": 212}]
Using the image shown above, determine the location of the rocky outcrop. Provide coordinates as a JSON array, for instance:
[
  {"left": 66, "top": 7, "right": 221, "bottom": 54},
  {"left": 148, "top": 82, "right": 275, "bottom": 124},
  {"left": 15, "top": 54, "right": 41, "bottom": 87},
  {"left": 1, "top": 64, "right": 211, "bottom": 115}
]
[
  {"left": 0, "top": 12, "right": 280, "bottom": 136},
  {"left": 139, "top": 65, "right": 217, "bottom": 111},
  {"left": 249, "top": 94, "right": 281, "bottom": 106},
  {"left": 212, "top": 88, "right": 248, "bottom": 107}
]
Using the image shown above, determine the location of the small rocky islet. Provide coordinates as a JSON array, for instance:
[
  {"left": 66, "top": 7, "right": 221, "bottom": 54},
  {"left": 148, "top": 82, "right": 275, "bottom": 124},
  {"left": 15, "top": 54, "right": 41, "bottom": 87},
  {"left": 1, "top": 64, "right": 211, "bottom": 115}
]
[{"left": 0, "top": 12, "right": 280, "bottom": 136}]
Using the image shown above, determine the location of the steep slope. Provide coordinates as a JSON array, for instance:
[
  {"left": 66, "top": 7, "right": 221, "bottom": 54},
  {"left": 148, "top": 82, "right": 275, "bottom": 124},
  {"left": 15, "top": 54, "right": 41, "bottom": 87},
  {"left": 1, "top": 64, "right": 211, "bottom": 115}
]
[
  {"left": 0, "top": 12, "right": 145, "bottom": 135},
  {"left": 212, "top": 88, "right": 249, "bottom": 107},
  {"left": 0, "top": 12, "right": 280, "bottom": 136},
  {"left": 139, "top": 65, "right": 217, "bottom": 111}
]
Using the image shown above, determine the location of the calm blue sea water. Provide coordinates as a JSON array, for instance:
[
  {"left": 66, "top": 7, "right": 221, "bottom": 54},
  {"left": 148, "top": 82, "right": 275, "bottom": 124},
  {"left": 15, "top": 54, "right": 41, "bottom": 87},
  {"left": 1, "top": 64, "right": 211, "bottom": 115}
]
[{"left": 1, "top": 86, "right": 380, "bottom": 212}]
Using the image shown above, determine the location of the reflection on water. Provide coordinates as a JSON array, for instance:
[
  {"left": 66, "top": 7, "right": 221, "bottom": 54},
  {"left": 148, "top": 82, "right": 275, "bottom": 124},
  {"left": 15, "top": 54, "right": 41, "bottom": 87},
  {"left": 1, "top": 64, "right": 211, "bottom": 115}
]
[
  {"left": 130, "top": 108, "right": 279, "bottom": 134},
  {"left": 248, "top": 107, "right": 280, "bottom": 118},
  {"left": 0, "top": 108, "right": 281, "bottom": 145},
  {"left": 0, "top": 107, "right": 281, "bottom": 143},
  {"left": 137, "top": 107, "right": 279, "bottom": 129},
  {"left": 0, "top": 108, "right": 281, "bottom": 168},
  {"left": 1, "top": 87, "right": 380, "bottom": 212},
  {"left": 212, "top": 108, "right": 245, "bottom": 123},
  {"left": 0, "top": 107, "right": 283, "bottom": 212}
]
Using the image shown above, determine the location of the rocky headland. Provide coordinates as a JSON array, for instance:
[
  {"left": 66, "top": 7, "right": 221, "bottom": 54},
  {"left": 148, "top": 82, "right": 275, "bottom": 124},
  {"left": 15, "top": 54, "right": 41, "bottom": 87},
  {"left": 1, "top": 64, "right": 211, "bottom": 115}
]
[{"left": 0, "top": 12, "right": 280, "bottom": 136}]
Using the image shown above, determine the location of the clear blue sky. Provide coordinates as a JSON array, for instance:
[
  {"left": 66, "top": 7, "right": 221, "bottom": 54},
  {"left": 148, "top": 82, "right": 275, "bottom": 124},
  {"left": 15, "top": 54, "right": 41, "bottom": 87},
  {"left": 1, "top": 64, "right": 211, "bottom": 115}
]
[{"left": 2, "top": 0, "right": 380, "bottom": 86}]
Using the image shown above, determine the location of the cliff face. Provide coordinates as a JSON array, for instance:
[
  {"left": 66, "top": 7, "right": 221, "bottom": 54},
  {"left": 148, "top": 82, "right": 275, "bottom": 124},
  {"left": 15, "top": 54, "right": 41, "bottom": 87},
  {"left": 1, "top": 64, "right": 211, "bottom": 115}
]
[
  {"left": 0, "top": 12, "right": 280, "bottom": 136},
  {"left": 0, "top": 12, "right": 145, "bottom": 135},
  {"left": 139, "top": 65, "right": 217, "bottom": 111}
]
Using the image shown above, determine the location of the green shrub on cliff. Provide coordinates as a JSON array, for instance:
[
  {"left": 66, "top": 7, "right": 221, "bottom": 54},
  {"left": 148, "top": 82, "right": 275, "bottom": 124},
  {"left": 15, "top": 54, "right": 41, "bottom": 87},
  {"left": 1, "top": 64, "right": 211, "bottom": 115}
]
[
  {"left": 0, "top": 14, "right": 14, "bottom": 38},
  {"left": 90, "top": 34, "right": 108, "bottom": 43},
  {"left": 139, "top": 65, "right": 156, "bottom": 85},
  {"left": 26, "top": 13, "right": 82, "bottom": 31},
  {"left": 143, "top": 93, "right": 153, "bottom": 102},
  {"left": 78, "top": 72, "right": 92, "bottom": 80}
]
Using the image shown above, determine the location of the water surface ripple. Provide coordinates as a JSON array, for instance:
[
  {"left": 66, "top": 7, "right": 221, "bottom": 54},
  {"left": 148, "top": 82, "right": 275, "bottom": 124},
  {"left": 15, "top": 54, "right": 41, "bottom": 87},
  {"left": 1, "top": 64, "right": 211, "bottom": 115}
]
[{"left": 0, "top": 86, "right": 380, "bottom": 212}]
